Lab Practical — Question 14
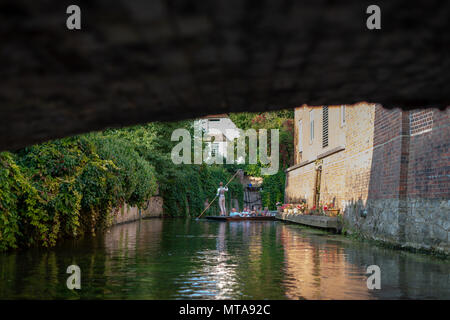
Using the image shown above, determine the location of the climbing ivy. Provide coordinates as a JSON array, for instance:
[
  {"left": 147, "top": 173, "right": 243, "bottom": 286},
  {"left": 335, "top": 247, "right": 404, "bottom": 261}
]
[
  {"left": 0, "top": 120, "right": 244, "bottom": 251},
  {"left": 0, "top": 110, "right": 295, "bottom": 251},
  {"left": 229, "top": 110, "right": 294, "bottom": 210}
]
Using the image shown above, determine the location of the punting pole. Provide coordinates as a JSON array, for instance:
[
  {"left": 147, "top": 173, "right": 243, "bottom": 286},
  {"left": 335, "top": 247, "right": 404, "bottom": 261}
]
[{"left": 196, "top": 169, "right": 242, "bottom": 219}]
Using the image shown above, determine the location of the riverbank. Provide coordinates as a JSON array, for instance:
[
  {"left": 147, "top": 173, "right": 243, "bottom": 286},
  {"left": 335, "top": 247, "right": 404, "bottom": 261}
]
[
  {"left": 276, "top": 212, "right": 342, "bottom": 233},
  {"left": 343, "top": 227, "right": 450, "bottom": 260},
  {"left": 111, "top": 197, "right": 163, "bottom": 225},
  {"left": 276, "top": 212, "right": 449, "bottom": 259}
]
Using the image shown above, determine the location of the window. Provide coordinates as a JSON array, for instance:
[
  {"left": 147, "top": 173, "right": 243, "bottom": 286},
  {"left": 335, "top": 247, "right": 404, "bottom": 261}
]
[
  {"left": 298, "top": 120, "right": 303, "bottom": 152},
  {"left": 211, "top": 142, "right": 219, "bottom": 157},
  {"left": 309, "top": 110, "right": 314, "bottom": 143},
  {"left": 340, "top": 105, "right": 346, "bottom": 126},
  {"left": 208, "top": 118, "right": 220, "bottom": 122},
  {"left": 322, "top": 106, "right": 329, "bottom": 148},
  {"left": 410, "top": 110, "right": 433, "bottom": 136}
]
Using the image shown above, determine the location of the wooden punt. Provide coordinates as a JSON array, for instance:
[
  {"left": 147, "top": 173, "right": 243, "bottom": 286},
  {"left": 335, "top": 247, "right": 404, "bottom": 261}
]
[{"left": 205, "top": 215, "right": 276, "bottom": 221}]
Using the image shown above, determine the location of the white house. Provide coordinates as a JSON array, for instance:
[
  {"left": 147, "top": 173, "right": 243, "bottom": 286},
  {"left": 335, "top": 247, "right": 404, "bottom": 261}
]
[{"left": 194, "top": 114, "right": 241, "bottom": 161}]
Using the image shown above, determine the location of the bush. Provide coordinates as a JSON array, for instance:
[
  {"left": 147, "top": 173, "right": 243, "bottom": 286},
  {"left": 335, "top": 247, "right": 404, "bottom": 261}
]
[
  {"left": 0, "top": 132, "right": 160, "bottom": 250},
  {"left": 0, "top": 120, "right": 246, "bottom": 251},
  {"left": 230, "top": 110, "right": 294, "bottom": 210},
  {"left": 0, "top": 153, "right": 26, "bottom": 250}
]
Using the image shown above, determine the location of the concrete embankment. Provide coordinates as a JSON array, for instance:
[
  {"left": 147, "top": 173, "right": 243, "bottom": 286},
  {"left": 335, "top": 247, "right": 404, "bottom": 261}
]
[{"left": 276, "top": 212, "right": 342, "bottom": 233}]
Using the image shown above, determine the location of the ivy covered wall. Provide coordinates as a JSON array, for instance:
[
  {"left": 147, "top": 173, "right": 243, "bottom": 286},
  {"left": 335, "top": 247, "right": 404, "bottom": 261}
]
[{"left": 0, "top": 121, "right": 243, "bottom": 251}]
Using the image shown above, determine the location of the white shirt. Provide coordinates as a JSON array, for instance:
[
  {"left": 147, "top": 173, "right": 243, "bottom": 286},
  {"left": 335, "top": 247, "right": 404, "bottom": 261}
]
[{"left": 216, "top": 186, "right": 228, "bottom": 197}]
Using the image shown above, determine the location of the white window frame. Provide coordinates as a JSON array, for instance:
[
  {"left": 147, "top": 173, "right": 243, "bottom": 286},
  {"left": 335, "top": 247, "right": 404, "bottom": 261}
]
[
  {"left": 309, "top": 110, "right": 314, "bottom": 143},
  {"left": 298, "top": 120, "right": 303, "bottom": 152},
  {"left": 340, "top": 105, "right": 346, "bottom": 127},
  {"left": 211, "top": 142, "right": 219, "bottom": 157}
]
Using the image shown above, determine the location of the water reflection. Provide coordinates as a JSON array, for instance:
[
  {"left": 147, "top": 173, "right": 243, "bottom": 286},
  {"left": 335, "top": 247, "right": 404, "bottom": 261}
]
[
  {"left": 280, "top": 226, "right": 372, "bottom": 299},
  {"left": 0, "top": 219, "right": 448, "bottom": 299}
]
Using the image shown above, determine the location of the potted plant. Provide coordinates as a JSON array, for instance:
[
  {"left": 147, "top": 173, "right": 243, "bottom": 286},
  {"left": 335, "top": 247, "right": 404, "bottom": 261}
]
[
  {"left": 324, "top": 202, "right": 340, "bottom": 217},
  {"left": 281, "top": 204, "right": 292, "bottom": 213},
  {"left": 276, "top": 202, "right": 282, "bottom": 212},
  {"left": 287, "top": 204, "right": 293, "bottom": 214},
  {"left": 296, "top": 202, "right": 307, "bottom": 215}
]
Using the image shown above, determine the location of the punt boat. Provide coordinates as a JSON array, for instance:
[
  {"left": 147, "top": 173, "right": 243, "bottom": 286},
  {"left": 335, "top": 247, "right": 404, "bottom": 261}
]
[{"left": 205, "top": 215, "right": 276, "bottom": 221}]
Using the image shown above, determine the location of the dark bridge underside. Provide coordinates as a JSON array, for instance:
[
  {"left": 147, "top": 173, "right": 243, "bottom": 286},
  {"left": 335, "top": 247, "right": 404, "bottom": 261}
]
[{"left": 0, "top": 0, "right": 448, "bottom": 151}]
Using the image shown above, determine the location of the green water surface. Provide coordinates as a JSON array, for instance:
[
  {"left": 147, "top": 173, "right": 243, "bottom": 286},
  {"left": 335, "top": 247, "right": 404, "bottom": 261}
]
[{"left": 0, "top": 218, "right": 448, "bottom": 299}]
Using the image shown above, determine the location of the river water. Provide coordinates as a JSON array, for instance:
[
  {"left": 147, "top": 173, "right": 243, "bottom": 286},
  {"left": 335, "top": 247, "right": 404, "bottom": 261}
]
[{"left": 0, "top": 218, "right": 448, "bottom": 299}]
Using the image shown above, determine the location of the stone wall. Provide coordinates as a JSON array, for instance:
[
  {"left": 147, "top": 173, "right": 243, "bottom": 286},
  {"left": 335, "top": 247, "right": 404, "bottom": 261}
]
[
  {"left": 285, "top": 104, "right": 449, "bottom": 254},
  {"left": 110, "top": 196, "right": 163, "bottom": 225},
  {"left": 276, "top": 212, "right": 342, "bottom": 232}
]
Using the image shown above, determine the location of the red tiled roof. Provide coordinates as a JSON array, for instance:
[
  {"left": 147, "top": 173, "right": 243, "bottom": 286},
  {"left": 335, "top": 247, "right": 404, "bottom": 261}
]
[{"left": 202, "top": 113, "right": 229, "bottom": 119}]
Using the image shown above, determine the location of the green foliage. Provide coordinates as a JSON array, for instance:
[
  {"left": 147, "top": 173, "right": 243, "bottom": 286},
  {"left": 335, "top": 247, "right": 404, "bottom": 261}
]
[
  {"left": 0, "top": 153, "right": 26, "bottom": 250},
  {"left": 229, "top": 110, "right": 295, "bottom": 210},
  {"left": 0, "top": 120, "right": 245, "bottom": 251},
  {"left": 89, "top": 134, "right": 157, "bottom": 208},
  {"left": 261, "top": 170, "right": 286, "bottom": 210},
  {"left": 132, "top": 122, "right": 244, "bottom": 216},
  {"left": 228, "top": 112, "right": 257, "bottom": 130},
  {"left": 0, "top": 109, "right": 295, "bottom": 250},
  {"left": 0, "top": 130, "right": 160, "bottom": 250},
  {"left": 0, "top": 144, "right": 82, "bottom": 249}
]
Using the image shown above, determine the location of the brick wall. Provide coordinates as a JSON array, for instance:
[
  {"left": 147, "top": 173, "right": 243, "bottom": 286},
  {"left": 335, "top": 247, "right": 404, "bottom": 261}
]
[
  {"left": 410, "top": 110, "right": 434, "bottom": 136},
  {"left": 285, "top": 162, "right": 317, "bottom": 205},
  {"left": 367, "top": 107, "right": 403, "bottom": 200},
  {"left": 285, "top": 103, "right": 449, "bottom": 253},
  {"left": 286, "top": 103, "right": 375, "bottom": 208},
  {"left": 403, "top": 108, "right": 449, "bottom": 250},
  {"left": 352, "top": 106, "right": 405, "bottom": 242},
  {"left": 407, "top": 109, "right": 449, "bottom": 199}
]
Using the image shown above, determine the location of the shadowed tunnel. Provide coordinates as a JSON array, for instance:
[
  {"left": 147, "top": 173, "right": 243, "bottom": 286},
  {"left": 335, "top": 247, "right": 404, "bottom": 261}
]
[{"left": 0, "top": 0, "right": 448, "bottom": 151}]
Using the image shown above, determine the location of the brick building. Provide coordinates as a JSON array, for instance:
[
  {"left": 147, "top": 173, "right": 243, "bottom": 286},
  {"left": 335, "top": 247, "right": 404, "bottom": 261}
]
[{"left": 285, "top": 103, "right": 449, "bottom": 253}]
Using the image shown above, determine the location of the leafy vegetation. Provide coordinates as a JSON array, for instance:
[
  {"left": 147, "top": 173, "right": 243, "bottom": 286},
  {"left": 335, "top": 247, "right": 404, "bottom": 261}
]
[
  {"left": 229, "top": 110, "right": 294, "bottom": 210},
  {"left": 0, "top": 120, "right": 244, "bottom": 251},
  {"left": 0, "top": 109, "right": 293, "bottom": 251}
]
